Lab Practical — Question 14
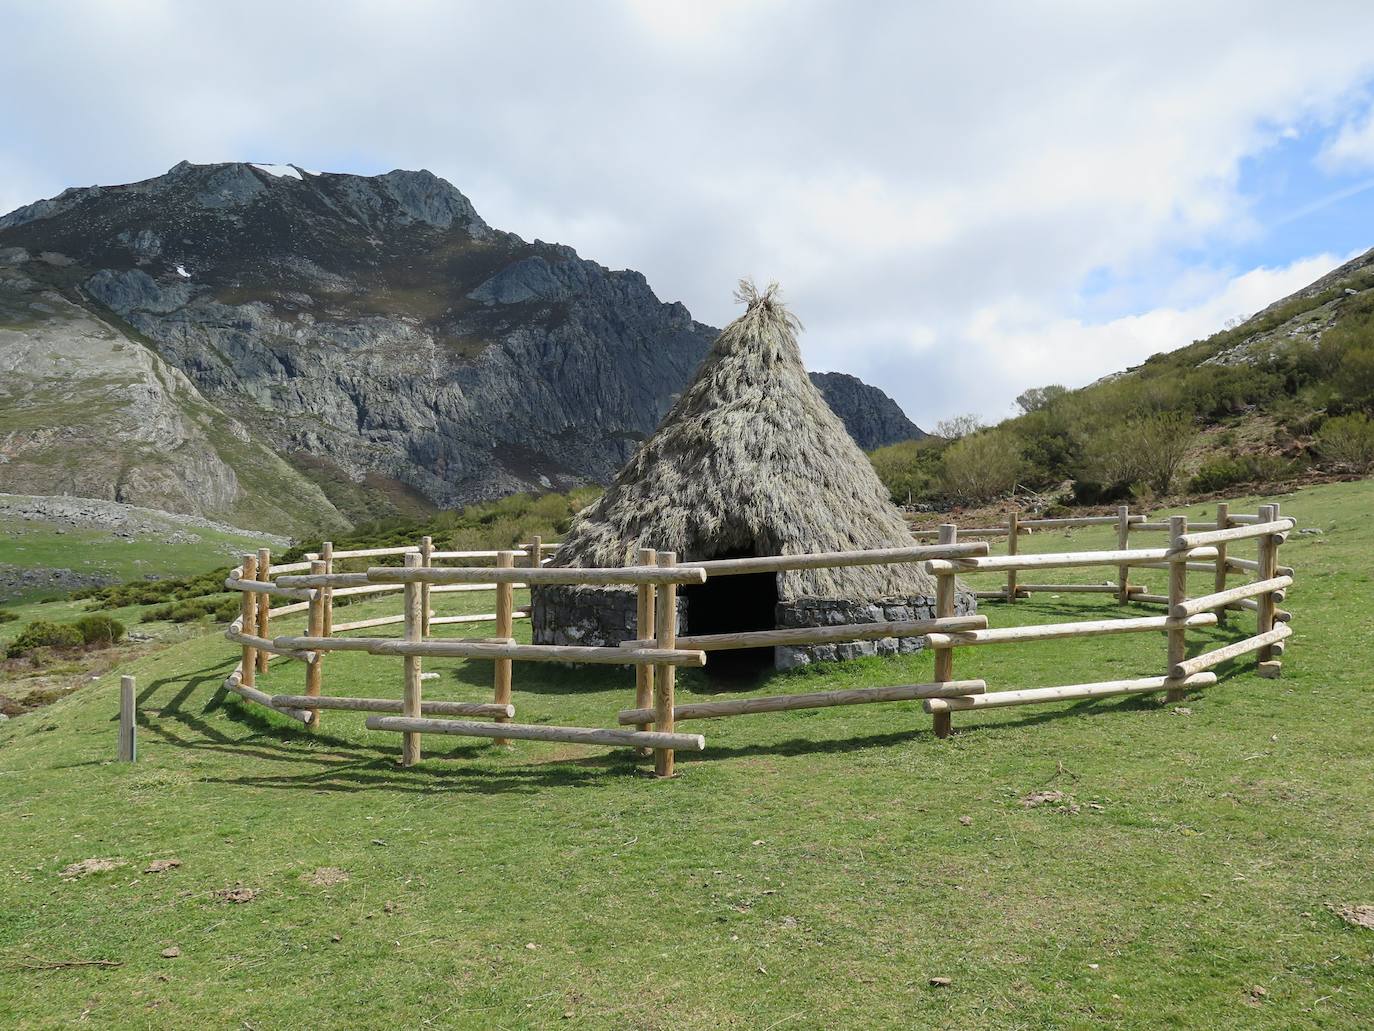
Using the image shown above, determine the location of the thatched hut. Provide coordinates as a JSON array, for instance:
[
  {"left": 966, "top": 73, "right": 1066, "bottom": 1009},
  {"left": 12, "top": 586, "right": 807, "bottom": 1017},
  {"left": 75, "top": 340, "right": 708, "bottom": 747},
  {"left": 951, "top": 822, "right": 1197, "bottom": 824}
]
[{"left": 531, "top": 281, "right": 974, "bottom": 673}]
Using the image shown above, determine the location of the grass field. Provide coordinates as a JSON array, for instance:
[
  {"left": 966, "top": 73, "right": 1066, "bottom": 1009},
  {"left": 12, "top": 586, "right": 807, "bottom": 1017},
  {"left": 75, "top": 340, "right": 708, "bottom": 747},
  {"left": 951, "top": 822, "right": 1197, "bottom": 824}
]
[
  {"left": 0, "top": 507, "right": 264, "bottom": 605},
  {"left": 1, "top": 481, "right": 1371, "bottom": 1028}
]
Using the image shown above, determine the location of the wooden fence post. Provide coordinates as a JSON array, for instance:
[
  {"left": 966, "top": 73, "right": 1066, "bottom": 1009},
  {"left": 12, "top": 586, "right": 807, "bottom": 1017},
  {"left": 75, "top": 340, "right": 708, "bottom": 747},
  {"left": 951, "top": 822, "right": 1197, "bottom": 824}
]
[
  {"left": 1213, "top": 502, "right": 1229, "bottom": 627},
  {"left": 305, "top": 559, "right": 326, "bottom": 728},
  {"left": 634, "top": 547, "right": 657, "bottom": 757},
  {"left": 529, "top": 535, "right": 542, "bottom": 569},
  {"left": 493, "top": 550, "right": 515, "bottom": 745},
  {"left": 402, "top": 552, "right": 423, "bottom": 765},
  {"left": 1006, "top": 512, "right": 1018, "bottom": 603},
  {"left": 118, "top": 674, "right": 136, "bottom": 762},
  {"left": 654, "top": 551, "right": 679, "bottom": 778},
  {"left": 1116, "top": 505, "right": 1131, "bottom": 605},
  {"left": 420, "top": 536, "right": 433, "bottom": 637},
  {"left": 256, "top": 547, "right": 271, "bottom": 674},
  {"left": 239, "top": 553, "right": 258, "bottom": 689},
  {"left": 1256, "top": 503, "right": 1281, "bottom": 678},
  {"left": 321, "top": 541, "right": 334, "bottom": 637},
  {"left": 1166, "top": 515, "right": 1188, "bottom": 702},
  {"left": 933, "top": 524, "right": 957, "bottom": 738}
]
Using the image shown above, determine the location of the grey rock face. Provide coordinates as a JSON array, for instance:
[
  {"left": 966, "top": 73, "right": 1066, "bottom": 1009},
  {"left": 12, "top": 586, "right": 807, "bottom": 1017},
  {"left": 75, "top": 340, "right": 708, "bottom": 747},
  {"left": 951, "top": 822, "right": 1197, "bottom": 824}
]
[
  {"left": 808, "top": 371, "right": 926, "bottom": 450},
  {"left": 0, "top": 160, "right": 925, "bottom": 527}
]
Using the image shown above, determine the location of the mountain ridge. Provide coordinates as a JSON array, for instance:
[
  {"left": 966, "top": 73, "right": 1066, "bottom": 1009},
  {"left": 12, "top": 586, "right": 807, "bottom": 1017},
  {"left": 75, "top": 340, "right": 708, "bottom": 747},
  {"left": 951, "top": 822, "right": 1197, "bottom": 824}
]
[{"left": 0, "top": 162, "right": 925, "bottom": 533}]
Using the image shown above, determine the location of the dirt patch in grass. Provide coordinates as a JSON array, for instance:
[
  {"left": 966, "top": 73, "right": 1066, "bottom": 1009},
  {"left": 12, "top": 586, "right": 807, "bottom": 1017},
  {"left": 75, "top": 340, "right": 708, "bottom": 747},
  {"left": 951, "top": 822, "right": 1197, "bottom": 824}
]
[{"left": 301, "top": 867, "right": 349, "bottom": 887}]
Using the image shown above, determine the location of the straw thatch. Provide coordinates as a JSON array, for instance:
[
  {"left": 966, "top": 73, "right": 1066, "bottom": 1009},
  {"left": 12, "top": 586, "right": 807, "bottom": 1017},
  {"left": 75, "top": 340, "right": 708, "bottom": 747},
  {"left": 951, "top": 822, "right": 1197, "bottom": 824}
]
[{"left": 548, "top": 280, "right": 965, "bottom": 606}]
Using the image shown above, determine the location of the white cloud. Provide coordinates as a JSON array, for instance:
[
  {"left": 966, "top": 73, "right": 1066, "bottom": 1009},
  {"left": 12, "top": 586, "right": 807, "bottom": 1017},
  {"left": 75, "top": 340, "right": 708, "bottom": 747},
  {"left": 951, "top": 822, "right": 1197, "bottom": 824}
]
[
  {"left": 1320, "top": 105, "right": 1374, "bottom": 171},
  {"left": 3, "top": 1, "right": 1374, "bottom": 428}
]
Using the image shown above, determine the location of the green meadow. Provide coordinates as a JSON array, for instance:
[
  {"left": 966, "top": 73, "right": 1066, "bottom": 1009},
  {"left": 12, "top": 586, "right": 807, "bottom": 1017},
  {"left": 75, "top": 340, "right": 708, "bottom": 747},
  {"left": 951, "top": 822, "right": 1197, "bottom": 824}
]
[{"left": 1, "top": 480, "right": 1371, "bottom": 1028}]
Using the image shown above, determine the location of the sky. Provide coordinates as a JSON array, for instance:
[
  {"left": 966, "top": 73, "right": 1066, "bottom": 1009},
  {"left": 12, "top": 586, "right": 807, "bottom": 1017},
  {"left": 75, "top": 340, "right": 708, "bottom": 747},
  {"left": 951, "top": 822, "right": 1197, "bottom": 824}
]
[{"left": 5, "top": 1, "right": 1374, "bottom": 428}]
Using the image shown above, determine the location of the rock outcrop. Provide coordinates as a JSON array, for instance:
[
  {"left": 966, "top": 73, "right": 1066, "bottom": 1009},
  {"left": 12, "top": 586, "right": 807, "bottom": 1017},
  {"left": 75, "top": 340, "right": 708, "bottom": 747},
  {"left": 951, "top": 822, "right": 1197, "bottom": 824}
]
[{"left": 0, "top": 162, "right": 925, "bottom": 531}]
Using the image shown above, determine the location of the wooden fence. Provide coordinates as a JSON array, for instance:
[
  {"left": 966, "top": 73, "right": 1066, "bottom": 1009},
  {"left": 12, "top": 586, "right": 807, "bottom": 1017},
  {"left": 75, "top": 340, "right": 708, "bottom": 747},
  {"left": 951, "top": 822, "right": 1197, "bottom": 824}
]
[{"left": 220, "top": 500, "right": 1294, "bottom": 777}]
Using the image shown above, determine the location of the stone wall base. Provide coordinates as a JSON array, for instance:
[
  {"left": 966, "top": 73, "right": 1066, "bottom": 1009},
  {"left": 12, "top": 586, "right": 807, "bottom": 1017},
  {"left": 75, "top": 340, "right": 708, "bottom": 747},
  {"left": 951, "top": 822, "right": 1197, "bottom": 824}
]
[{"left": 531, "top": 585, "right": 977, "bottom": 670}]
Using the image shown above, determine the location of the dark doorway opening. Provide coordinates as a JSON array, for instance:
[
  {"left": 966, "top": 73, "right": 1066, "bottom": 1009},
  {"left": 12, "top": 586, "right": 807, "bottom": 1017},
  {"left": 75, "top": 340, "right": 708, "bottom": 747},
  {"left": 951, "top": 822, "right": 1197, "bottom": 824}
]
[{"left": 683, "top": 547, "right": 777, "bottom": 680}]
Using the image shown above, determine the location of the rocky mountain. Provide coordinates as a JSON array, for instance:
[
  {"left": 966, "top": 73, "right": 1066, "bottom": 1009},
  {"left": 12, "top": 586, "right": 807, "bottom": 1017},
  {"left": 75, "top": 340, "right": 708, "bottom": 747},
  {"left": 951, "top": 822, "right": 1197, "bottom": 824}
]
[
  {"left": 0, "top": 162, "right": 924, "bottom": 533},
  {"left": 807, "top": 372, "right": 926, "bottom": 450}
]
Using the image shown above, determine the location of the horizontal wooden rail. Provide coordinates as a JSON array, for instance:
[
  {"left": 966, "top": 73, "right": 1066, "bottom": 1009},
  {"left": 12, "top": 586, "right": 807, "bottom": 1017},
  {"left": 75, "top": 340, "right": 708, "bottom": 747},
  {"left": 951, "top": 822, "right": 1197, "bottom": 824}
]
[
  {"left": 270, "top": 600, "right": 312, "bottom": 617},
  {"left": 1226, "top": 556, "right": 1294, "bottom": 577},
  {"left": 1171, "top": 624, "right": 1294, "bottom": 678},
  {"left": 429, "top": 549, "right": 530, "bottom": 560},
  {"left": 923, "top": 673, "right": 1218, "bottom": 713},
  {"left": 1012, "top": 583, "right": 1120, "bottom": 593},
  {"left": 1017, "top": 515, "right": 1124, "bottom": 528},
  {"left": 265, "top": 561, "right": 315, "bottom": 576},
  {"left": 330, "top": 612, "right": 412, "bottom": 633},
  {"left": 270, "top": 695, "right": 514, "bottom": 717},
  {"left": 429, "top": 611, "right": 530, "bottom": 626},
  {"left": 1172, "top": 576, "right": 1291, "bottom": 620},
  {"left": 1173, "top": 518, "right": 1295, "bottom": 550},
  {"left": 224, "top": 628, "right": 315, "bottom": 662},
  {"left": 225, "top": 668, "right": 314, "bottom": 725},
  {"left": 274, "top": 635, "right": 705, "bottom": 666},
  {"left": 1225, "top": 598, "right": 1292, "bottom": 621},
  {"left": 329, "top": 546, "right": 419, "bottom": 559},
  {"left": 680, "top": 542, "right": 990, "bottom": 577},
  {"left": 909, "top": 526, "right": 1006, "bottom": 538},
  {"left": 430, "top": 583, "right": 518, "bottom": 594},
  {"left": 925, "top": 547, "right": 1217, "bottom": 575},
  {"left": 365, "top": 716, "right": 706, "bottom": 751},
  {"left": 924, "top": 612, "right": 1216, "bottom": 648},
  {"left": 330, "top": 583, "right": 403, "bottom": 597},
  {"left": 274, "top": 635, "right": 513, "bottom": 653},
  {"left": 618, "top": 614, "right": 987, "bottom": 652},
  {"left": 366, "top": 565, "right": 707, "bottom": 587},
  {"left": 222, "top": 577, "right": 314, "bottom": 599},
  {"left": 616, "top": 679, "right": 987, "bottom": 724},
  {"left": 278, "top": 572, "right": 370, "bottom": 588}
]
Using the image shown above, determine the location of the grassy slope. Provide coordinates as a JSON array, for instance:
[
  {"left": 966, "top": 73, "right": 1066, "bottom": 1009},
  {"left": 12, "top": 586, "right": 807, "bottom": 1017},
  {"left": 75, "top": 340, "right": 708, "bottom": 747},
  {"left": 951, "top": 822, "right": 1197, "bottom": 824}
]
[
  {"left": 0, "top": 510, "right": 259, "bottom": 606},
  {"left": 1, "top": 481, "right": 1371, "bottom": 1029}
]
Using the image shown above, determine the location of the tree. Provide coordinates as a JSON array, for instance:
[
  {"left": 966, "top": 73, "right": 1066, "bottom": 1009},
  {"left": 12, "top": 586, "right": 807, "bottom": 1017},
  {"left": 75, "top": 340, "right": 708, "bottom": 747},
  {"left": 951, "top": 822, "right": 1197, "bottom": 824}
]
[
  {"left": 935, "top": 413, "right": 984, "bottom": 439},
  {"left": 1080, "top": 412, "right": 1194, "bottom": 494},
  {"left": 1014, "top": 384, "right": 1068, "bottom": 415}
]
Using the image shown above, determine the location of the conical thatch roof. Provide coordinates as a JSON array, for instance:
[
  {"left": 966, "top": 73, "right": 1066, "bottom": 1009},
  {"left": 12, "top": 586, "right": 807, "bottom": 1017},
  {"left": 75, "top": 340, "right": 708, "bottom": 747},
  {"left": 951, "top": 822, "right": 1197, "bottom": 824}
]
[{"left": 551, "top": 280, "right": 943, "bottom": 603}]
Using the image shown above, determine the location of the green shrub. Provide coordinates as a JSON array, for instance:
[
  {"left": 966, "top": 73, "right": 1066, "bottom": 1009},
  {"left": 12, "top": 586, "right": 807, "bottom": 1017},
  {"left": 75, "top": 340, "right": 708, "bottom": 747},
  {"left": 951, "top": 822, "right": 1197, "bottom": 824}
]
[
  {"left": 1315, "top": 413, "right": 1374, "bottom": 472},
  {"left": 1188, "top": 453, "right": 1298, "bottom": 493},
  {"left": 70, "top": 614, "right": 126, "bottom": 646},
  {"left": 6, "top": 620, "right": 84, "bottom": 658},
  {"left": 0, "top": 610, "right": 17, "bottom": 624},
  {"left": 937, "top": 429, "right": 1026, "bottom": 503}
]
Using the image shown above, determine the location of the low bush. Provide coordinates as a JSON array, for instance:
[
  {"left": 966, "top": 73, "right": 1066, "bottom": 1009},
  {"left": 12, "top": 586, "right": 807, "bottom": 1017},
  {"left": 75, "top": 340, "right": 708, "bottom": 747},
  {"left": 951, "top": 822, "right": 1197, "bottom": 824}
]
[
  {"left": 1188, "top": 453, "right": 1300, "bottom": 494},
  {"left": 70, "top": 614, "right": 126, "bottom": 646},
  {"left": 6, "top": 620, "right": 84, "bottom": 658},
  {"left": 1315, "top": 413, "right": 1374, "bottom": 472},
  {"left": 0, "top": 609, "right": 17, "bottom": 624}
]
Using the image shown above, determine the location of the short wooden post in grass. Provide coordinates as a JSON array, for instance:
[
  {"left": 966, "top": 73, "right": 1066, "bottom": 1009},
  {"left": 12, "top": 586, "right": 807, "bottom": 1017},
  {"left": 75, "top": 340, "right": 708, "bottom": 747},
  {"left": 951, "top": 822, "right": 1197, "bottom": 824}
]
[
  {"left": 1006, "top": 511, "right": 1019, "bottom": 604},
  {"left": 321, "top": 541, "right": 334, "bottom": 637},
  {"left": 529, "top": 534, "right": 542, "bottom": 569},
  {"left": 118, "top": 675, "right": 136, "bottom": 762},
  {"left": 1256, "top": 503, "right": 1282, "bottom": 678},
  {"left": 1116, "top": 505, "right": 1132, "bottom": 605},
  {"left": 239, "top": 553, "right": 258, "bottom": 689},
  {"left": 255, "top": 547, "right": 272, "bottom": 674},
  {"left": 653, "top": 550, "right": 679, "bottom": 778},
  {"left": 932, "top": 524, "right": 957, "bottom": 739},
  {"left": 1213, "top": 502, "right": 1230, "bottom": 627},
  {"left": 420, "top": 536, "right": 433, "bottom": 637},
  {"left": 493, "top": 550, "right": 515, "bottom": 745},
  {"left": 305, "top": 559, "right": 326, "bottom": 728},
  {"left": 402, "top": 552, "right": 424, "bottom": 765},
  {"left": 634, "top": 547, "right": 657, "bottom": 757},
  {"left": 1166, "top": 515, "right": 1188, "bottom": 703}
]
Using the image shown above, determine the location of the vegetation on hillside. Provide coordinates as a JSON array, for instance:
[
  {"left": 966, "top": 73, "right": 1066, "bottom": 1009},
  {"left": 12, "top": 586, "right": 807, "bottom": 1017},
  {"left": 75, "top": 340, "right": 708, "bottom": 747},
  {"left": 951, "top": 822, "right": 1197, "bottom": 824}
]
[{"left": 869, "top": 267, "right": 1374, "bottom": 506}]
